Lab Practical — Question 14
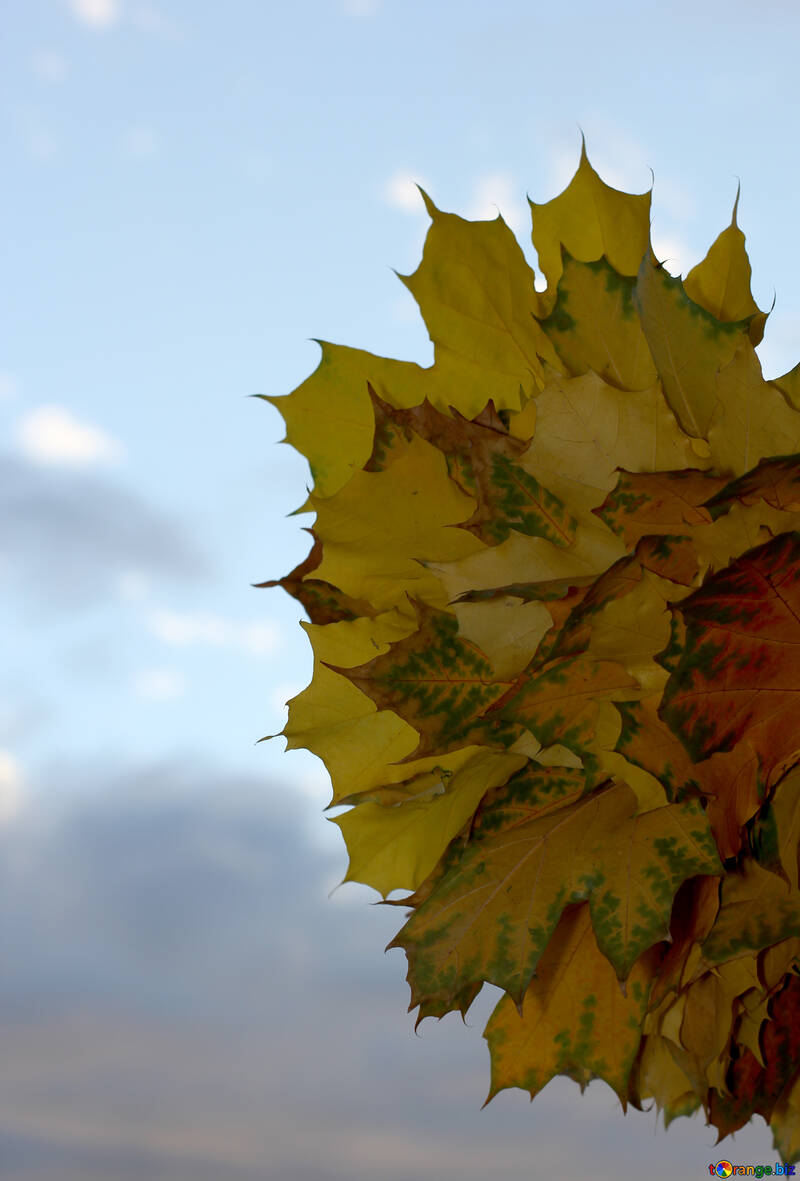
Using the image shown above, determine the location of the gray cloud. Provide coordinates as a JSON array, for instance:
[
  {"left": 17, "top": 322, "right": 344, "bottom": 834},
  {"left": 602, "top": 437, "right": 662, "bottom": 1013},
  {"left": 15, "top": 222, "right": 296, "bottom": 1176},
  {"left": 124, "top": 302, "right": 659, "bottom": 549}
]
[
  {"left": 0, "top": 758, "right": 777, "bottom": 1179},
  {"left": 0, "top": 454, "right": 208, "bottom": 608}
]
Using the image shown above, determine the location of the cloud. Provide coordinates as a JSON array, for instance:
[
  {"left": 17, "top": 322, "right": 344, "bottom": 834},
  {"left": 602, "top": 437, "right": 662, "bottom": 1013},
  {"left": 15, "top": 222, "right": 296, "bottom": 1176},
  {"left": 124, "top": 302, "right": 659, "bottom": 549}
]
[
  {"left": 0, "top": 453, "right": 207, "bottom": 607},
  {"left": 133, "top": 668, "right": 185, "bottom": 701},
  {"left": 31, "top": 50, "right": 68, "bottom": 82},
  {"left": 145, "top": 608, "right": 279, "bottom": 655},
  {"left": 383, "top": 171, "right": 429, "bottom": 213},
  {"left": 68, "top": 0, "right": 120, "bottom": 29},
  {"left": 466, "top": 172, "right": 528, "bottom": 239},
  {"left": 0, "top": 760, "right": 344, "bottom": 996},
  {"left": 15, "top": 406, "right": 123, "bottom": 468},
  {"left": 69, "top": 0, "right": 181, "bottom": 37},
  {"left": 651, "top": 232, "right": 696, "bottom": 277},
  {"left": 0, "top": 752, "right": 23, "bottom": 823},
  {"left": 0, "top": 756, "right": 776, "bottom": 1179}
]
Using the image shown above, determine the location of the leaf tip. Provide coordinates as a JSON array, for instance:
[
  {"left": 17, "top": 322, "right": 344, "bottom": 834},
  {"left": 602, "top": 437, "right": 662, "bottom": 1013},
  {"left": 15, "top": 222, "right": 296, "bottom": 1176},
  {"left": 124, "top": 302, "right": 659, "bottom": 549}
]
[
  {"left": 415, "top": 185, "right": 438, "bottom": 219},
  {"left": 731, "top": 178, "right": 741, "bottom": 228},
  {"left": 481, "top": 1086, "right": 497, "bottom": 1110}
]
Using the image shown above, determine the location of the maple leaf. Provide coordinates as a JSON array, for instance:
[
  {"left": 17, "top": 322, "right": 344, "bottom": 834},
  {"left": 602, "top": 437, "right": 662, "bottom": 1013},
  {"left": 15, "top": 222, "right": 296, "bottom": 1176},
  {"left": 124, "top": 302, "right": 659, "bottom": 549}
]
[
  {"left": 705, "top": 452, "right": 800, "bottom": 518},
  {"left": 262, "top": 144, "right": 800, "bottom": 1157},
  {"left": 682, "top": 190, "right": 765, "bottom": 338},
  {"left": 365, "top": 386, "right": 578, "bottom": 548},
  {"left": 660, "top": 532, "right": 800, "bottom": 783},
  {"left": 629, "top": 1034, "right": 700, "bottom": 1127},
  {"left": 337, "top": 602, "right": 517, "bottom": 759},
  {"left": 634, "top": 252, "right": 748, "bottom": 443},
  {"left": 595, "top": 469, "right": 723, "bottom": 548},
  {"left": 254, "top": 534, "right": 377, "bottom": 625},
  {"left": 771, "top": 1072, "right": 800, "bottom": 1163},
  {"left": 615, "top": 695, "right": 762, "bottom": 859},
  {"left": 390, "top": 780, "right": 718, "bottom": 1011},
  {"left": 529, "top": 139, "right": 651, "bottom": 314},
  {"left": 708, "top": 975, "right": 800, "bottom": 1138},
  {"left": 541, "top": 253, "right": 658, "bottom": 391},
  {"left": 398, "top": 188, "right": 560, "bottom": 405},
  {"left": 484, "top": 902, "right": 661, "bottom": 1104}
]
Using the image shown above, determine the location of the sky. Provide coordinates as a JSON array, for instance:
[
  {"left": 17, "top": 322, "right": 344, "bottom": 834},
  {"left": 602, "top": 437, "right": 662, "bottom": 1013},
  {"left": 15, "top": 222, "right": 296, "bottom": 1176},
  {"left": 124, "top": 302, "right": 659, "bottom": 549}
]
[{"left": 2, "top": 0, "right": 800, "bottom": 1177}]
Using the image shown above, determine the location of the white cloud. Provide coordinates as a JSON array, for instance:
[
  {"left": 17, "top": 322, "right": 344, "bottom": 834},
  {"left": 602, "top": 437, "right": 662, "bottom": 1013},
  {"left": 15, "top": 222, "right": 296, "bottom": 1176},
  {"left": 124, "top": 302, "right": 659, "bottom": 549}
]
[
  {"left": 133, "top": 668, "right": 185, "bottom": 701},
  {"left": 0, "top": 373, "right": 19, "bottom": 400},
  {"left": 651, "top": 233, "right": 695, "bottom": 278},
  {"left": 69, "top": 0, "right": 120, "bottom": 28},
  {"left": 383, "top": 172, "right": 429, "bottom": 214},
  {"left": 32, "top": 50, "right": 68, "bottom": 82},
  {"left": 122, "top": 127, "right": 159, "bottom": 159},
  {"left": 16, "top": 406, "right": 123, "bottom": 468},
  {"left": 146, "top": 608, "right": 279, "bottom": 656},
  {"left": 466, "top": 172, "right": 528, "bottom": 239},
  {"left": 0, "top": 752, "right": 24, "bottom": 824}
]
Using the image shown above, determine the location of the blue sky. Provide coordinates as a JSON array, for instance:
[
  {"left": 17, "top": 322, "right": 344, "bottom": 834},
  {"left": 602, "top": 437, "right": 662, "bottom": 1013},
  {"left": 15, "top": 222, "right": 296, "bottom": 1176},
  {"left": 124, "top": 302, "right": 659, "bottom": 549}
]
[{"left": 2, "top": 0, "right": 800, "bottom": 1176}]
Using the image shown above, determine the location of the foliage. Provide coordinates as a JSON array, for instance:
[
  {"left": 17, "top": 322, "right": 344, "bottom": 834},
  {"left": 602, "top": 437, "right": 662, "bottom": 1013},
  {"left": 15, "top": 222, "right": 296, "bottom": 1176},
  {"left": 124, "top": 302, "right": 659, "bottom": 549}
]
[{"left": 260, "top": 145, "right": 800, "bottom": 1153}]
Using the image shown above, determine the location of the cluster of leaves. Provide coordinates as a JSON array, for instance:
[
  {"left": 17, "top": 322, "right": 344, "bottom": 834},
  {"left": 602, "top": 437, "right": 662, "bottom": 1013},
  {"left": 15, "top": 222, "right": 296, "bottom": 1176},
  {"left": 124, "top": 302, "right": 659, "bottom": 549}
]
[{"left": 260, "top": 146, "right": 800, "bottom": 1154}]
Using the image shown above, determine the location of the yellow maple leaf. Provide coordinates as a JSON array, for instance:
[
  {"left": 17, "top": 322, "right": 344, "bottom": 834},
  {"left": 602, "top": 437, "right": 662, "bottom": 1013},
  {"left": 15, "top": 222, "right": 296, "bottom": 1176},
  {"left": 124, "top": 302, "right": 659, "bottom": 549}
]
[
  {"left": 529, "top": 140, "right": 651, "bottom": 313},
  {"left": 485, "top": 902, "right": 660, "bottom": 1104}
]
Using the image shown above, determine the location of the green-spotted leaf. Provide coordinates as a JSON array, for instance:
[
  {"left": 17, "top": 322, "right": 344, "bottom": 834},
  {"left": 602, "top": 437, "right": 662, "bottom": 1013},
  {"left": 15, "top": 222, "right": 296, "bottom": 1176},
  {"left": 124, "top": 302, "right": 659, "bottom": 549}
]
[
  {"left": 391, "top": 781, "right": 719, "bottom": 1014},
  {"left": 485, "top": 902, "right": 660, "bottom": 1104},
  {"left": 595, "top": 469, "right": 723, "bottom": 548},
  {"left": 542, "top": 253, "right": 657, "bottom": 391},
  {"left": 529, "top": 140, "right": 651, "bottom": 312},
  {"left": 255, "top": 534, "right": 377, "bottom": 625},
  {"left": 634, "top": 253, "right": 749, "bottom": 441},
  {"left": 337, "top": 603, "right": 515, "bottom": 758},
  {"left": 683, "top": 193, "right": 765, "bottom": 338},
  {"left": 366, "top": 386, "right": 577, "bottom": 548}
]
